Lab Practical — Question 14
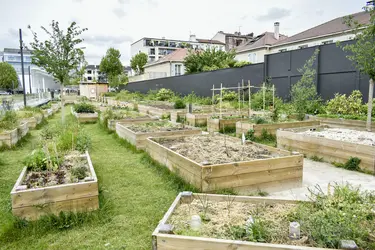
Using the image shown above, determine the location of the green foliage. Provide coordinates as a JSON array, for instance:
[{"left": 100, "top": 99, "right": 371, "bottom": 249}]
[
  {"left": 70, "top": 166, "right": 87, "bottom": 179},
  {"left": 74, "top": 102, "right": 96, "bottom": 113},
  {"left": 326, "top": 90, "right": 365, "bottom": 116},
  {"left": 222, "top": 90, "right": 237, "bottom": 101},
  {"left": 184, "top": 48, "right": 237, "bottom": 74},
  {"left": 234, "top": 61, "right": 251, "bottom": 67},
  {"left": 252, "top": 116, "right": 268, "bottom": 124},
  {"left": 0, "top": 62, "right": 18, "bottom": 89},
  {"left": 247, "top": 218, "right": 269, "bottom": 242},
  {"left": 310, "top": 155, "right": 324, "bottom": 162},
  {"left": 290, "top": 49, "right": 322, "bottom": 120},
  {"left": 99, "top": 48, "right": 123, "bottom": 78},
  {"left": 271, "top": 98, "right": 282, "bottom": 122},
  {"left": 130, "top": 52, "right": 148, "bottom": 75},
  {"left": 289, "top": 184, "right": 375, "bottom": 249},
  {"left": 183, "top": 91, "right": 212, "bottom": 105},
  {"left": 75, "top": 131, "right": 91, "bottom": 153},
  {"left": 29, "top": 21, "right": 87, "bottom": 86},
  {"left": 156, "top": 88, "right": 175, "bottom": 101},
  {"left": 23, "top": 149, "right": 60, "bottom": 172},
  {"left": 245, "top": 129, "right": 255, "bottom": 141},
  {"left": 0, "top": 111, "right": 19, "bottom": 132},
  {"left": 174, "top": 99, "right": 186, "bottom": 109},
  {"left": 40, "top": 102, "right": 52, "bottom": 110},
  {"left": 250, "top": 85, "right": 281, "bottom": 111},
  {"left": 333, "top": 157, "right": 361, "bottom": 171},
  {"left": 317, "top": 113, "right": 375, "bottom": 121}
]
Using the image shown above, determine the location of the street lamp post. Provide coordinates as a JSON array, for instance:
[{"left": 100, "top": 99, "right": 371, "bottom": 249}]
[{"left": 19, "top": 28, "right": 26, "bottom": 107}]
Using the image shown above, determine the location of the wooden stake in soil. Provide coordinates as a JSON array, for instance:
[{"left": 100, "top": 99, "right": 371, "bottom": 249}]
[
  {"left": 238, "top": 82, "right": 241, "bottom": 115},
  {"left": 212, "top": 84, "right": 215, "bottom": 115},
  {"left": 272, "top": 84, "right": 275, "bottom": 111},
  {"left": 220, "top": 83, "right": 223, "bottom": 119},
  {"left": 248, "top": 80, "right": 251, "bottom": 117},
  {"left": 263, "top": 82, "right": 266, "bottom": 112}
]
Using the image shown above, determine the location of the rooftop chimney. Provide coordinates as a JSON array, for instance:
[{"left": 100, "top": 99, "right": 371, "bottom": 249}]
[
  {"left": 274, "top": 22, "right": 280, "bottom": 40},
  {"left": 189, "top": 34, "right": 197, "bottom": 42}
]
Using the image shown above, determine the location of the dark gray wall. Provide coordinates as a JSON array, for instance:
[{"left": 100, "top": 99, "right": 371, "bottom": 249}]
[
  {"left": 123, "top": 41, "right": 372, "bottom": 101},
  {"left": 123, "top": 63, "right": 264, "bottom": 97}
]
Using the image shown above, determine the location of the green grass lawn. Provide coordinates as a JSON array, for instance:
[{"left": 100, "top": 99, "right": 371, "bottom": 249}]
[{"left": 0, "top": 107, "right": 195, "bottom": 249}]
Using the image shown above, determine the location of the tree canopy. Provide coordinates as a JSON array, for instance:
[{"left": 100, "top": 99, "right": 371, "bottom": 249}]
[
  {"left": 29, "top": 20, "right": 87, "bottom": 85},
  {"left": 130, "top": 52, "right": 148, "bottom": 75},
  {"left": 99, "top": 48, "right": 123, "bottom": 81},
  {"left": 183, "top": 49, "right": 237, "bottom": 74},
  {"left": 0, "top": 62, "right": 18, "bottom": 90},
  {"left": 341, "top": 4, "right": 375, "bottom": 131}
]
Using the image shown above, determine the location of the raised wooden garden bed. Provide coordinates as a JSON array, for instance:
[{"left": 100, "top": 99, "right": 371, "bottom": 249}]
[
  {"left": 277, "top": 126, "right": 375, "bottom": 173},
  {"left": 152, "top": 193, "right": 331, "bottom": 250},
  {"left": 146, "top": 135, "right": 303, "bottom": 193},
  {"left": 20, "top": 114, "right": 43, "bottom": 129},
  {"left": 41, "top": 109, "right": 53, "bottom": 118},
  {"left": 71, "top": 107, "right": 98, "bottom": 123},
  {"left": 0, "top": 122, "right": 29, "bottom": 148},
  {"left": 312, "top": 116, "right": 367, "bottom": 130},
  {"left": 170, "top": 110, "right": 186, "bottom": 123},
  {"left": 116, "top": 122, "right": 201, "bottom": 149},
  {"left": 236, "top": 120, "right": 320, "bottom": 137},
  {"left": 207, "top": 117, "right": 244, "bottom": 133},
  {"left": 138, "top": 104, "right": 174, "bottom": 118},
  {"left": 186, "top": 113, "right": 210, "bottom": 127},
  {"left": 107, "top": 116, "right": 159, "bottom": 131},
  {"left": 11, "top": 151, "right": 99, "bottom": 220}
]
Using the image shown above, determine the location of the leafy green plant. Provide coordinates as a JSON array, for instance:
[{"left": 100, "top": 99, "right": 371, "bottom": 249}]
[
  {"left": 289, "top": 184, "right": 375, "bottom": 249},
  {"left": 333, "top": 157, "right": 361, "bottom": 171},
  {"left": 290, "top": 49, "right": 322, "bottom": 120},
  {"left": 252, "top": 116, "right": 268, "bottom": 124},
  {"left": 0, "top": 110, "right": 19, "bottom": 132},
  {"left": 70, "top": 166, "right": 87, "bottom": 180},
  {"left": 310, "top": 155, "right": 324, "bottom": 162},
  {"left": 23, "top": 149, "right": 60, "bottom": 172},
  {"left": 74, "top": 102, "right": 96, "bottom": 113},
  {"left": 247, "top": 218, "right": 269, "bottom": 243},
  {"left": 156, "top": 88, "right": 175, "bottom": 101},
  {"left": 222, "top": 90, "right": 237, "bottom": 101},
  {"left": 40, "top": 102, "right": 52, "bottom": 110},
  {"left": 174, "top": 99, "right": 186, "bottom": 109},
  {"left": 326, "top": 90, "right": 365, "bottom": 116},
  {"left": 245, "top": 129, "right": 255, "bottom": 141},
  {"left": 234, "top": 61, "right": 251, "bottom": 67},
  {"left": 75, "top": 131, "right": 91, "bottom": 153}
]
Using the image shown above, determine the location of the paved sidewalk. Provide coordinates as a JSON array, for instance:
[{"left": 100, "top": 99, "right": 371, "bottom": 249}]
[{"left": 270, "top": 158, "right": 375, "bottom": 200}]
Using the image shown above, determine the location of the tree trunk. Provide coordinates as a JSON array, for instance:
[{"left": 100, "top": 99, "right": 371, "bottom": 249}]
[
  {"left": 60, "top": 84, "right": 65, "bottom": 124},
  {"left": 366, "top": 78, "right": 374, "bottom": 132}
]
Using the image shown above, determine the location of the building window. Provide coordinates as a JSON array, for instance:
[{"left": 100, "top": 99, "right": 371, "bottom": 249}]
[
  {"left": 87, "top": 76, "right": 92, "bottom": 81},
  {"left": 298, "top": 45, "right": 308, "bottom": 49},
  {"left": 87, "top": 70, "right": 92, "bottom": 74},
  {"left": 322, "top": 40, "right": 333, "bottom": 45},
  {"left": 279, "top": 49, "right": 287, "bottom": 53},
  {"left": 150, "top": 48, "right": 155, "bottom": 55},
  {"left": 248, "top": 53, "right": 257, "bottom": 63},
  {"left": 175, "top": 64, "right": 182, "bottom": 76}
]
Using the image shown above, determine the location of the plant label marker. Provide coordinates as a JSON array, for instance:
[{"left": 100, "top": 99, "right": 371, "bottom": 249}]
[
  {"left": 241, "top": 132, "right": 246, "bottom": 145},
  {"left": 339, "top": 240, "right": 358, "bottom": 249},
  {"left": 289, "top": 222, "right": 300, "bottom": 240}
]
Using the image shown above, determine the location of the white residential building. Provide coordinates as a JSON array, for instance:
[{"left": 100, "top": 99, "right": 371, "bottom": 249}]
[
  {"left": 235, "top": 11, "right": 371, "bottom": 63},
  {"left": 131, "top": 35, "right": 225, "bottom": 63},
  {"left": 130, "top": 49, "right": 187, "bottom": 82}
]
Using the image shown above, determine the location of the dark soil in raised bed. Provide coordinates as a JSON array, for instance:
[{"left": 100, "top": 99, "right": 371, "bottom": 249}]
[
  {"left": 155, "top": 134, "right": 281, "bottom": 165},
  {"left": 22, "top": 154, "right": 91, "bottom": 189}
]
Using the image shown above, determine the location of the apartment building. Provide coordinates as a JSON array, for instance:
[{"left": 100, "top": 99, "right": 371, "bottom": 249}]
[{"left": 131, "top": 35, "right": 225, "bottom": 63}]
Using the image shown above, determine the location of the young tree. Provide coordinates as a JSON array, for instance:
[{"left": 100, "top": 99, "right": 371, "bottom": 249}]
[
  {"left": 29, "top": 20, "right": 87, "bottom": 122},
  {"left": 183, "top": 49, "right": 237, "bottom": 74},
  {"left": 290, "top": 49, "right": 322, "bottom": 120},
  {"left": 0, "top": 62, "right": 18, "bottom": 90},
  {"left": 130, "top": 52, "right": 148, "bottom": 75},
  {"left": 99, "top": 48, "right": 123, "bottom": 87},
  {"left": 342, "top": 4, "right": 375, "bottom": 131}
]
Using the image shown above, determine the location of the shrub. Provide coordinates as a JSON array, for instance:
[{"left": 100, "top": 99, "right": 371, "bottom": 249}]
[
  {"left": 40, "top": 102, "right": 52, "bottom": 110},
  {"left": 74, "top": 102, "right": 96, "bottom": 113},
  {"left": 245, "top": 129, "right": 255, "bottom": 141},
  {"left": 252, "top": 116, "right": 268, "bottom": 124},
  {"left": 326, "top": 90, "right": 365, "bottom": 116},
  {"left": 222, "top": 90, "right": 237, "bottom": 101},
  {"left": 290, "top": 49, "right": 322, "bottom": 120},
  {"left": 174, "top": 99, "right": 186, "bottom": 109},
  {"left": 156, "top": 88, "right": 174, "bottom": 101},
  {"left": 0, "top": 110, "right": 19, "bottom": 131},
  {"left": 71, "top": 166, "right": 87, "bottom": 180},
  {"left": 75, "top": 131, "right": 91, "bottom": 153},
  {"left": 233, "top": 61, "right": 251, "bottom": 67}
]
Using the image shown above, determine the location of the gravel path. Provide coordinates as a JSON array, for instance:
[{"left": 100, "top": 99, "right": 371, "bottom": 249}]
[{"left": 300, "top": 128, "right": 375, "bottom": 146}]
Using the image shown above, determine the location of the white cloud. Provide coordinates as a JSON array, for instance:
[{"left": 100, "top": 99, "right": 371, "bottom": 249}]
[{"left": 0, "top": 0, "right": 366, "bottom": 65}]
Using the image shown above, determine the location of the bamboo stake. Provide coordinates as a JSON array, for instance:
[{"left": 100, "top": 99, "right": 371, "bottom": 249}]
[
  {"left": 248, "top": 80, "right": 251, "bottom": 117},
  {"left": 263, "top": 82, "right": 266, "bottom": 112},
  {"left": 212, "top": 84, "right": 215, "bottom": 115},
  {"left": 238, "top": 82, "right": 241, "bottom": 115},
  {"left": 220, "top": 83, "right": 223, "bottom": 119},
  {"left": 242, "top": 79, "right": 245, "bottom": 116},
  {"left": 272, "top": 84, "right": 275, "bottom": 110}
]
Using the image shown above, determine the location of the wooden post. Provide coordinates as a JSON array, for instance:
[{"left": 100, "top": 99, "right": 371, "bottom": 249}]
[
  {"left": 248, "top": 80, "right": 251, "bottom": 117},
  {"left": 272, "top": 84, "right": 275, "bottom": 110},
  {"left": 220, "top": 83, "right": 223, "bottom": 119},
  {"left": 263, "top": 82, "right": 266, "bottom": 112},
  {"left": 242, "top": 80, "right": 245, "bottom": 116},
  {"left": 238, "top": 82, "right": 241, "bottom": 115}
]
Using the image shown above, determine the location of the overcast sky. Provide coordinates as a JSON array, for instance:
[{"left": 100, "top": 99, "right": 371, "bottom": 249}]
[{"left": 0, "top": 0, "right": 366, "bottom": 65}]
